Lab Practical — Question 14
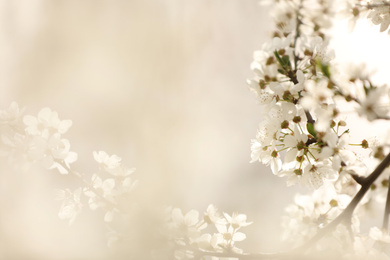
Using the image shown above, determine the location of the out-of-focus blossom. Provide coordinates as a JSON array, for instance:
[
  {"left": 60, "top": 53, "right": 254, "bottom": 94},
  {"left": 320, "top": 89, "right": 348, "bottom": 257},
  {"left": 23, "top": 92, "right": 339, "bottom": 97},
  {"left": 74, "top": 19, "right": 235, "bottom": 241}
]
[{"left": 57, "top": 188, "right": 83, "bottom": 226}]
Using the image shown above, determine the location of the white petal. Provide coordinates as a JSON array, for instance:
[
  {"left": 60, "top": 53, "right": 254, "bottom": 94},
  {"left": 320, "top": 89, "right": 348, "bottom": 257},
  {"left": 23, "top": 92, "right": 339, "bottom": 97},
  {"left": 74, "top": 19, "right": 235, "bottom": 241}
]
[
  {"left": 310, "top": 173, "right": 323, "bottom": 189},
  {"left": 215, "top": 224, "right": 227, "bottom": 234},
  {"left": 233, "top": 232, "right": 246, "bottom": 242},
  {"left": 93, "top": 151, "right": 108, "bottom": 163},
  {"left": 339, "top": 150, "right": 356, "bottom": 164},
  {"left": 102, "top": 178, "right": 115, "bottom": 192},
  {"left": 184, "top": 210, "right": 199, "bottom": 226},
  {"left": 54, "top": 162, "right": 69, "bottom": 174},
  {"left": 270, "top": 159, "right": 282, "bottom": 174},
  {"left": 104, "top": 210, "right": 114, "bottom": 222},
  {"left": 91, "top": 174, "right": 102, "bottom": 188},
  {"left": 58, "top": 205, "right": 73, "bottom": 220},
  {"left": 324, "top": 132, "right": 338, "bottom": 148},
  {"left": 284, "top": 135, "right": 297, "bottom": 147},
  {"left": 284, "top": 149, "right": 297, "bottom": 163},
  {"left": 58, "top": 120, "right": 72, "bottom": 134},
  {"left": 172, "top": 208, "right": 184, "bottom": 224},
  {"left": 65, "top": 152, "right": 78, "bottom": 164},
  {"left": 38, "top": 107, "right": 52, "bottom": 122},
  {"left": 42, "top": 155, "right": 54, "bottom": 169},
  {"left": 297, "top": 70, "right": 305, "bottom": 83},
  {"left": 380, "top": 19, "right": 390, "bottom": 32},
  {"left": 320, "top": 146, "right": 333, "bottom": 159},
  {"left": 23, "top": 115, "right": 37, "bottom": 126}
]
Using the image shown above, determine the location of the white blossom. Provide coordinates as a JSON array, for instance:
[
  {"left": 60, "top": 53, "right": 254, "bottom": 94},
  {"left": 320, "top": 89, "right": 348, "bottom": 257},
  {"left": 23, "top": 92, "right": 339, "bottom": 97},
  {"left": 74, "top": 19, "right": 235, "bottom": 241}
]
[
  {"left": 23, "top": 107, "right": 72, "bottom": 137},
  {"left": 57, "top": 188, "right": 83, "bottom": 226}
]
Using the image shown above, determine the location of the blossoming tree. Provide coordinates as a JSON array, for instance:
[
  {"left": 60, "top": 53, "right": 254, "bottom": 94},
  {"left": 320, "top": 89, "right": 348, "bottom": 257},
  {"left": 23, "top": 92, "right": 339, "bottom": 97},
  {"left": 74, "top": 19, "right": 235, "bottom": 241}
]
[{"left": 1, "top": 0, "right": 390, "bottom": 259}]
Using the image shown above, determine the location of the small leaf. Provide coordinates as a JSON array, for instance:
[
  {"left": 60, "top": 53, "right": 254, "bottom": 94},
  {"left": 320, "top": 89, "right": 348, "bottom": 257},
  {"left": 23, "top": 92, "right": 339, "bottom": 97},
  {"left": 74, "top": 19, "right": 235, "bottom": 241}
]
[
  {"left": 319, "top": 62, "right": 331, "bottom": 78},
  {"left": 281, "top": 55, "right": 291, "bottom": 68},
  {"left": 274, "top": 50, "right": 283, "bottom": 65},
  {"left": 306, "top": 123, "right": 317, "bottom": 138}
]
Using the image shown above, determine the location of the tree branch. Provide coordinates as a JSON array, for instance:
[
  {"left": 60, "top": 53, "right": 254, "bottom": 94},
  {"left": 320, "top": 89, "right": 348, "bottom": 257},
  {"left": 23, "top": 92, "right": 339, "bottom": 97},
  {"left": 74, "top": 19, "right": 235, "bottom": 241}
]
[
  {"left": 350, "top": 173, "right": 367, "bottom": 185},
  {"left": 356, "top": 3, "right": 390, "bottom": 9},
  {"left": 296, "top": 151, "right": 390, "bottom": 250},
  {"left": 383, "top": 175, "right": 390, "bottom": 230}
]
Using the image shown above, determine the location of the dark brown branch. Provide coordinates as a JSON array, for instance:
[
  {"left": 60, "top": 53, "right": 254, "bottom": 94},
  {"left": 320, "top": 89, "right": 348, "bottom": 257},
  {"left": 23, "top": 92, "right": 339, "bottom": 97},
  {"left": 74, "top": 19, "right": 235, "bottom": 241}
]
[
  {"left": 356, "top": 3, "right": 390, "bottom": 9},
  {"left": 292, "top": 0, "right": 303, "bottom": 69},
  {"left": 376, "top": 116, "right": 390, "bottom": 121},
  {"left": 295, "top": 151, "right": 390, "bottom": 250},
  {"left": 383, "top": 175, "right": 390, "bottom": 230},
  {"left": 350, "top": 173, "right": 366, "bottom": 185},
  {"left": 305, "top": 111, "right": 315, "bottom": 125}
]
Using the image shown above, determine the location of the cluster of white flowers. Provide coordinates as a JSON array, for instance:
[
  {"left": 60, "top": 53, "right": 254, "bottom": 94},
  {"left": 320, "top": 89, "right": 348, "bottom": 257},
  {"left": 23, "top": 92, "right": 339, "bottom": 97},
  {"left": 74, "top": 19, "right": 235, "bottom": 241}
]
[
  {"left": 249, "top": 0, "right": 354, "bottom": 189},
  {"left": 55, "top": 150, "right": 138, "bottom": 245},
  {"left": 0, "top": 102, "right": 26, "bottom": 162},
  {"left": 246, "top": 0, "right": 390, "bottom": 258},
  {"left": 0, "top": 103, "right": 77, "bottom": 173},
  {"left": 341, "top": 0, "right": 390, "bottom": 34},
  {"left": 0, "top": 103, "right": 138, "bottom": 247},
  {"left": 23, "top": 107, "right": 77, "bottom": 174},
  {"left": 366, "top": 0, "right": 390, "bottom": 34},
  {"left": 165, "top": 205, "right": 252, "bottom": 259},
  {"left": 84, "top": 151, "right": 137, "bottom": 222}
]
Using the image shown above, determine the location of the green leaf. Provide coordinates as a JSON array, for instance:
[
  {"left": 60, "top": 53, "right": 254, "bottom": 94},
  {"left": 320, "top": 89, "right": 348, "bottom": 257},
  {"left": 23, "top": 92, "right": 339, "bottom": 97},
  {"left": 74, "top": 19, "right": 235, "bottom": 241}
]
[
  {"left": 306, "top": 123, "right": 317, "bottom": 138},
  {"left": 274, "top": 51, "right": 283, "bottom": 66},
  {"left": 319, "top": 62, "right": 331, "bottom": 78},
  {"left": 281, "top": 55, "right": 291, "bottom": 68}
]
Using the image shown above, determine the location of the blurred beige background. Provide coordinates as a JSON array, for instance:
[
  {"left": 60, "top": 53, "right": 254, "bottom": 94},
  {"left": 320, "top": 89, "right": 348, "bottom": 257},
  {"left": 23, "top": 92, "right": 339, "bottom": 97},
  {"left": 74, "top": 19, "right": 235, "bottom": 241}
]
[
  {"left": 0, "top": 1, "right": 300, "bottom": 259},
  {"left": 2, "top": 1, "right": 389, "bottom": 259}
]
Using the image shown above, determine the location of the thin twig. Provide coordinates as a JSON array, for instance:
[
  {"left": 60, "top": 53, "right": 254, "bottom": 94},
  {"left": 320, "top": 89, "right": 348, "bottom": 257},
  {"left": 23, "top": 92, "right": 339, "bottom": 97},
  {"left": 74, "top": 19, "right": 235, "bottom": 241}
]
[
  {"left": 356, "top": 3, "right": 390, "bottom": 9},
  {"left": 305, "top": 111, "right": 315, "bottom": 125},
  {"left": 293, "top": 0, "right": 304, "bottom": 69}
]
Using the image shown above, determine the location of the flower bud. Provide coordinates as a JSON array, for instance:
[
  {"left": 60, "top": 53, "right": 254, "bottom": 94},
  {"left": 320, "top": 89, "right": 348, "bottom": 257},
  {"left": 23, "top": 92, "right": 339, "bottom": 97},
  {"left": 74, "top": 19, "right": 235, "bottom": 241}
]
[
  {"left": 281, "top": 120, "right": 289, "bottom": 129},
  {"left": 294, "top": 169, "right": 302, "bottom": 176},
  {"left": 293, "top": 116, "right": 301, "bottom": 123},
  {"left": 338, "top": 120, "right": 347, "bottom": 127}
]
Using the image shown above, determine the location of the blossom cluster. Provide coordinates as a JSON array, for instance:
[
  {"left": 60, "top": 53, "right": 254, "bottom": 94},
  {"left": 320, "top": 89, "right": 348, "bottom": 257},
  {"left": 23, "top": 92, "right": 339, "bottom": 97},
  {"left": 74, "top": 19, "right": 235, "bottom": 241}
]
[
  {"left": 249, "top": 0, "right": 390, "bottom": 188},
  {"left": 0, "top": 102, "right": 77, "bottom": 173},
  {"left": 57, "top": 151, "right": 138, "bottom": 227},
  {"left": 0, "top": 103, "right": 138, "bottom": 246},
  {"left": 348, "top": 0, "right": 390, "bottom": 34},
  {"left": 247, "top": 0, "right": 390, "bottom": 258},
  {"left": 367, "top": 1, "right": 390, "bottom": 34},
  {"left": 250, "top": 0, "right": 354, "bottom": 188},
  {"left": 165, "top": 205, "right": 252, "bottom": 259}
]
